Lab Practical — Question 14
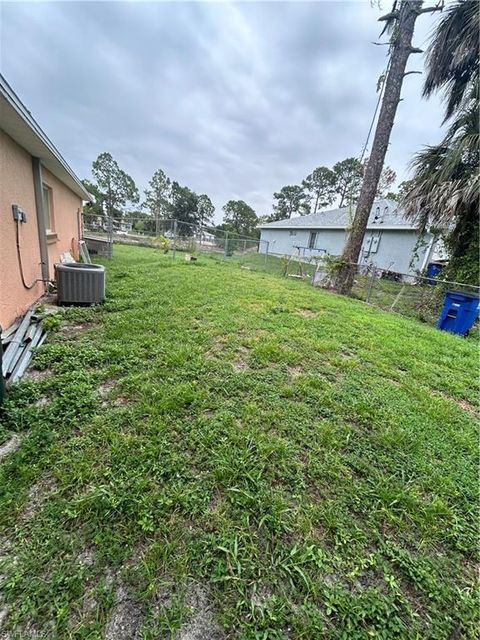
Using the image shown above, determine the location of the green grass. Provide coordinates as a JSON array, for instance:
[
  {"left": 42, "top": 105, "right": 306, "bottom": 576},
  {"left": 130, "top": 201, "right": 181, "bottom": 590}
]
[
  {"left": 0, "top": 244, "right": 478, "bottom": 639},
  {"left": 237, "top": 252, "right": 479, "bottom": 333}
]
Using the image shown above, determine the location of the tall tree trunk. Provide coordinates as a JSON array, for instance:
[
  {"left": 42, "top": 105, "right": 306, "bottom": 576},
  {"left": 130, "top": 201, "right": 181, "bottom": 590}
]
[
  {"left": 335, "top": 0, "right": 423, "bottom": 294},
  {"left": 314, "top": 192, "right": 320, "bottom": 215}
]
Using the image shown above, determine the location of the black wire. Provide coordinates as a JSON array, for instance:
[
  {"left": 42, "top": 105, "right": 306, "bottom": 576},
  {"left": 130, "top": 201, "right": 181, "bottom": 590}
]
[
  {"left": 15, "top": 219, "right": 41, "bottom": 290},
  {"left": 359, "top": 55, "right": 392, "bottom": 163}
]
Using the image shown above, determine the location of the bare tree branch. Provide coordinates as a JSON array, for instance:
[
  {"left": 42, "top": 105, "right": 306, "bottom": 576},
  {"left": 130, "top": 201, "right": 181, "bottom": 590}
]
[
  {"left": 378, "top": 11, "right": 399, "bottom": 22},
  {"left": 417, "top": 5, "right": 444, "bottom": 15}
]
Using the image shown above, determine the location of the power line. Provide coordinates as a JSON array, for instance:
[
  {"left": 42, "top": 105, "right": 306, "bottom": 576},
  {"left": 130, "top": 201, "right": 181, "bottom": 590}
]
[{"left": 359, "top": 55, "right": 392, "bottom": 162}]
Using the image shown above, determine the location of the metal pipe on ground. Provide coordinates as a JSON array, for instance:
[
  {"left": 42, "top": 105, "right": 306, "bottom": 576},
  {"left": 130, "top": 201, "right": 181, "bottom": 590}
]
[
  {"left": 9, "top": 325, "right": 45, "bottom": 386},
  {"left": 1, "top": 320, "right": 21, "bottom": 343},
  {"left": 2, "top": 309, "right": 34, "bottom": 375}
]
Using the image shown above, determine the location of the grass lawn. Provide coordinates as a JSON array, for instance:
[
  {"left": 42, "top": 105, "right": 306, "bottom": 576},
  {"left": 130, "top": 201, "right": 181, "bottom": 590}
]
[{"left": 0, "top": 244, "right": 478, "bottom": 639}]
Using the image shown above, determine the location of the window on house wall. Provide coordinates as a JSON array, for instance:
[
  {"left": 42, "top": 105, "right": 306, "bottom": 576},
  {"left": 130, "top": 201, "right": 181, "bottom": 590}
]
[
  {"left": 308, "top": 231, "right": 317, "bottom": 249},
  {"left": 42, "top": 184, "right": 54, "bottom": 232},
  {"left": 289, "top": 230, "right": 296, "bottom": 237}
]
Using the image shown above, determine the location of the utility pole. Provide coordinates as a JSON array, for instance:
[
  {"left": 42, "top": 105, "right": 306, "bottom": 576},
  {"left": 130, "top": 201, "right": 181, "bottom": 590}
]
[{"left": 335, "top": 0, "right": 441, "bottom": 294}]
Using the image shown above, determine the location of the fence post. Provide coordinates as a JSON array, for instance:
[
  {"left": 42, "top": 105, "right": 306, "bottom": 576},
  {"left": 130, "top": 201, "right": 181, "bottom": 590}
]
[
  {"left": 224, "top": 230, "right": 229, "bottom": 258},
  {"left": 107, "top": 214, "right": 113, "bottom": 259},
  {"left": 391, "top": 283, "right": 406, "bottom": 310},
  {"left": 264, "top": 241, "right": 269, "bottom": 268},
  {"left": 365, "top": 266, "right": 376, "bottom": 303},
  {"left": 172, "top": 219, "right": 177, "bottom": 261}
]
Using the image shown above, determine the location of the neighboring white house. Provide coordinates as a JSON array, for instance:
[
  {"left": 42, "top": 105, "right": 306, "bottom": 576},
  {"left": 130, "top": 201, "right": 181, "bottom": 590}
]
[{"left": 259, "top": 198, "right": 438, "bottom": 275}]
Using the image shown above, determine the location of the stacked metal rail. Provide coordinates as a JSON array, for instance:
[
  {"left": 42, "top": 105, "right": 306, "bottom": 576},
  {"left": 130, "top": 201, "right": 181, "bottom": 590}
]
[{"left": 1, "top": 310, "right": 47, "bottom": 387}]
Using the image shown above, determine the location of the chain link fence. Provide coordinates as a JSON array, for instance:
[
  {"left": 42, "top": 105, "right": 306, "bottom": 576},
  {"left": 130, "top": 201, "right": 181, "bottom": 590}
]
[
  {"left": 81, "top": 212, "right": 268, "bottom": 261},
  {"left": 81, "top": 212, "right": 478, "bottom": 330},
  {"left": 342, "top": 264, "right": 479, "bottom": 327}
]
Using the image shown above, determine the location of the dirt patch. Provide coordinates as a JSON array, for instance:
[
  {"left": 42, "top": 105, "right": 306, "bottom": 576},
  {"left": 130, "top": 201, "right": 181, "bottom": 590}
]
[
  {"left": 434, "top": 391, "right": 478, "bottom": 416},
  {"left": 208, "top": 489, "right": 224, "bottom": 515},
  {"left": 445, "top": 395, "right": 478, "bottom": 416},
  {"left": 76, "top": 548, "right": 96, "bottom": 567},
  {"left": 98, "top": 380, "right": 116, "bottom": 397},
  {"left": 104, "top": 584, "right": 144, "bottom": 640},
  {"left": 0, "top": 606, "right": 8, "bottom": 632},
  {"left": 251, "top": 585, "right": 273, "bottom": 610},
  {"left": 297, "top": 308, "right": 318, "bottom": 318},
  {"left": 112, "top": 396, "right": 129, "bottom": 407},
  {"left": 387, "top": 378, "right": 401, "bottom": 387},
  {"left": 232, "top": 346, "right": 250, "bottom": 371},
  {"left": 151, "top": 582, "right": 174, "bottom": 620},
  {"left": 0, "top": 436, "right": 21, "bottom": 463},
  {"left": 34, "top": 396, "right": 51, "bottom": 407},
  {"left": 176, "top": 583, "right": 224, "bottom": 640},
  {"left": 98, "top": 380, "right": 130, "bottom": 408},
  {"left": 23, "top": 368, "right": 52, "bottom": 382},
  {"left": 68, "top": 560, "right": 99, "bottom": 629},
  {"left": 61, "top": 322, "right": 94, "bottom": 335},
  {"left": 21, "top": 477, "right": 57, "bottom": 523},
  {"left": 205, "top": 336, "right": 228, "bottom": 358},
  {"left": 75, "top": 583, "right": 98, "bottom": 623},
  {"left": 288, "top": 364, "right": 304, "bottom": 379},
  {"left": 232, "top": 359, "right": 248, "bottom": 371}
]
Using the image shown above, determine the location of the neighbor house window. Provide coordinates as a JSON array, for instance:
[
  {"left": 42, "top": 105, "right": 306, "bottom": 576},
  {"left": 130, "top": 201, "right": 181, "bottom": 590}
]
[
  {"left": 308, "top": 231, "right": 317, "bottom": 249},
  {"left": 289, "top": 230, "right": 296, "bottom": 237},
  {"left": 42, "top": 184, "right": 54, "bottom": 232}
]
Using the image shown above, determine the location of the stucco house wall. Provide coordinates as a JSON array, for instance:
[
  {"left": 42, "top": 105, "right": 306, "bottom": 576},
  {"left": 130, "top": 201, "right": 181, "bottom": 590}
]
[
  {"left": 0, "top": 130, "right": 45, "bottom": 329},
  {"left": 361, "top": 229, "right": 430, "bottom": 273},
  {"left": 260, "top": 228, "right": 347, "bottom": 259},
  {"left": 0, "top": 74, "right": 89, "bottom": 330},
  {"left": 260, "top": 225, "right": 430, "bottom": 273},
  {"left": 42, "top": 166, "right": 82, "bottom": 270},
  {"left": 0, "top": 136, "right": 83, "bottom": 330},
  {"left": 259, "top": 229, "right": 311, "bottom": 255},
  {"left": 259, "top": 199, "right": 436, "bottom": 275}
]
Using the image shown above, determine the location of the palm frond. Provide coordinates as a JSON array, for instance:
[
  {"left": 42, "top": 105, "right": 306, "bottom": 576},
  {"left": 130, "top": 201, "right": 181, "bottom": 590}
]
[
  {"left": 423, "top": 0, "right": 479, "bottom": 121},
  {"left": 402, "top": 87, "right": 479, "bottom": 229}
]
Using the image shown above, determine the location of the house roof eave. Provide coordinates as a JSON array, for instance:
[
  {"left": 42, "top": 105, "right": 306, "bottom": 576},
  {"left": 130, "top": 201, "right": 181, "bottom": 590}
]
[
  {"left": 0, "top": 74, "right": 91, "bottom": 201},
  {"left": 259, "top": 225, "right": 421, "bottom": 232}
]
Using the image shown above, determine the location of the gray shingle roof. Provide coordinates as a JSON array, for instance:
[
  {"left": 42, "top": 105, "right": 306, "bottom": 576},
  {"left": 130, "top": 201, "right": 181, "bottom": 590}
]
[{"left": 259, "top": 199, "right": 416, "bottom": 230}]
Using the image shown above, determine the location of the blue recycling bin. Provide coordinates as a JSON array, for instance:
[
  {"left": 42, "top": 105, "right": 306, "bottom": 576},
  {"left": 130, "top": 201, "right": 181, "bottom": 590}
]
[
  {"left": 437, "top": 290, "right": 480, "bottom": 336},
  {"left": 426, "top": 262, "right": 444, "bottom": 285}
]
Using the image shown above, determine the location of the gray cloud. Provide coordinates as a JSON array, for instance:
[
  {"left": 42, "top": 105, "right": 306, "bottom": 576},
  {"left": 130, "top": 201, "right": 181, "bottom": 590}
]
[{"left": 1, "top": 1, "right": 444, "bottom": 220}]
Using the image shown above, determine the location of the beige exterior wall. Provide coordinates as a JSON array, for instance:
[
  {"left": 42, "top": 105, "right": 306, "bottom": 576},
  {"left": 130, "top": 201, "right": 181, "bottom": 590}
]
[
  {"left": 0, "top": 130, "right": 44, "bottom": 330},
  {"left": 0, "top": 131, "right": 83, "bottom": 330},
  {"left": 42, "top": 167, "right": 82, "bottom": 271}
]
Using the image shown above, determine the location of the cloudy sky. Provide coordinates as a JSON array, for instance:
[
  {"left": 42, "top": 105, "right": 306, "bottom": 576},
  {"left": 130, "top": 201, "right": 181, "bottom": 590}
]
[{"left": 1, "top": 1, "right": 445, "bottom": 221}]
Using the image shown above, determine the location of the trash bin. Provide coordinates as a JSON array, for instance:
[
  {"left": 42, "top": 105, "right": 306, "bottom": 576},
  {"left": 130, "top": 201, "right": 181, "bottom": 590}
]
[
  {"left": 437, "top": 290, "right": 480, "bottom": 336},
  {"left": 426, "top": 262, "right": 444, "bottom": 285}
]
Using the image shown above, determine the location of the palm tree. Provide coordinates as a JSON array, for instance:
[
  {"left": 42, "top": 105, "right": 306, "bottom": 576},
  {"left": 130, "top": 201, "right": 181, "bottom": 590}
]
[
  {"left": 404, "top": 82, "right": 479, "bottom": 279},
  {"left": 423, "top": 0, "right": 479, "bottom": 121},
  {"left": 403, "top": 1, "right": 479, "bottom": 284}
]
